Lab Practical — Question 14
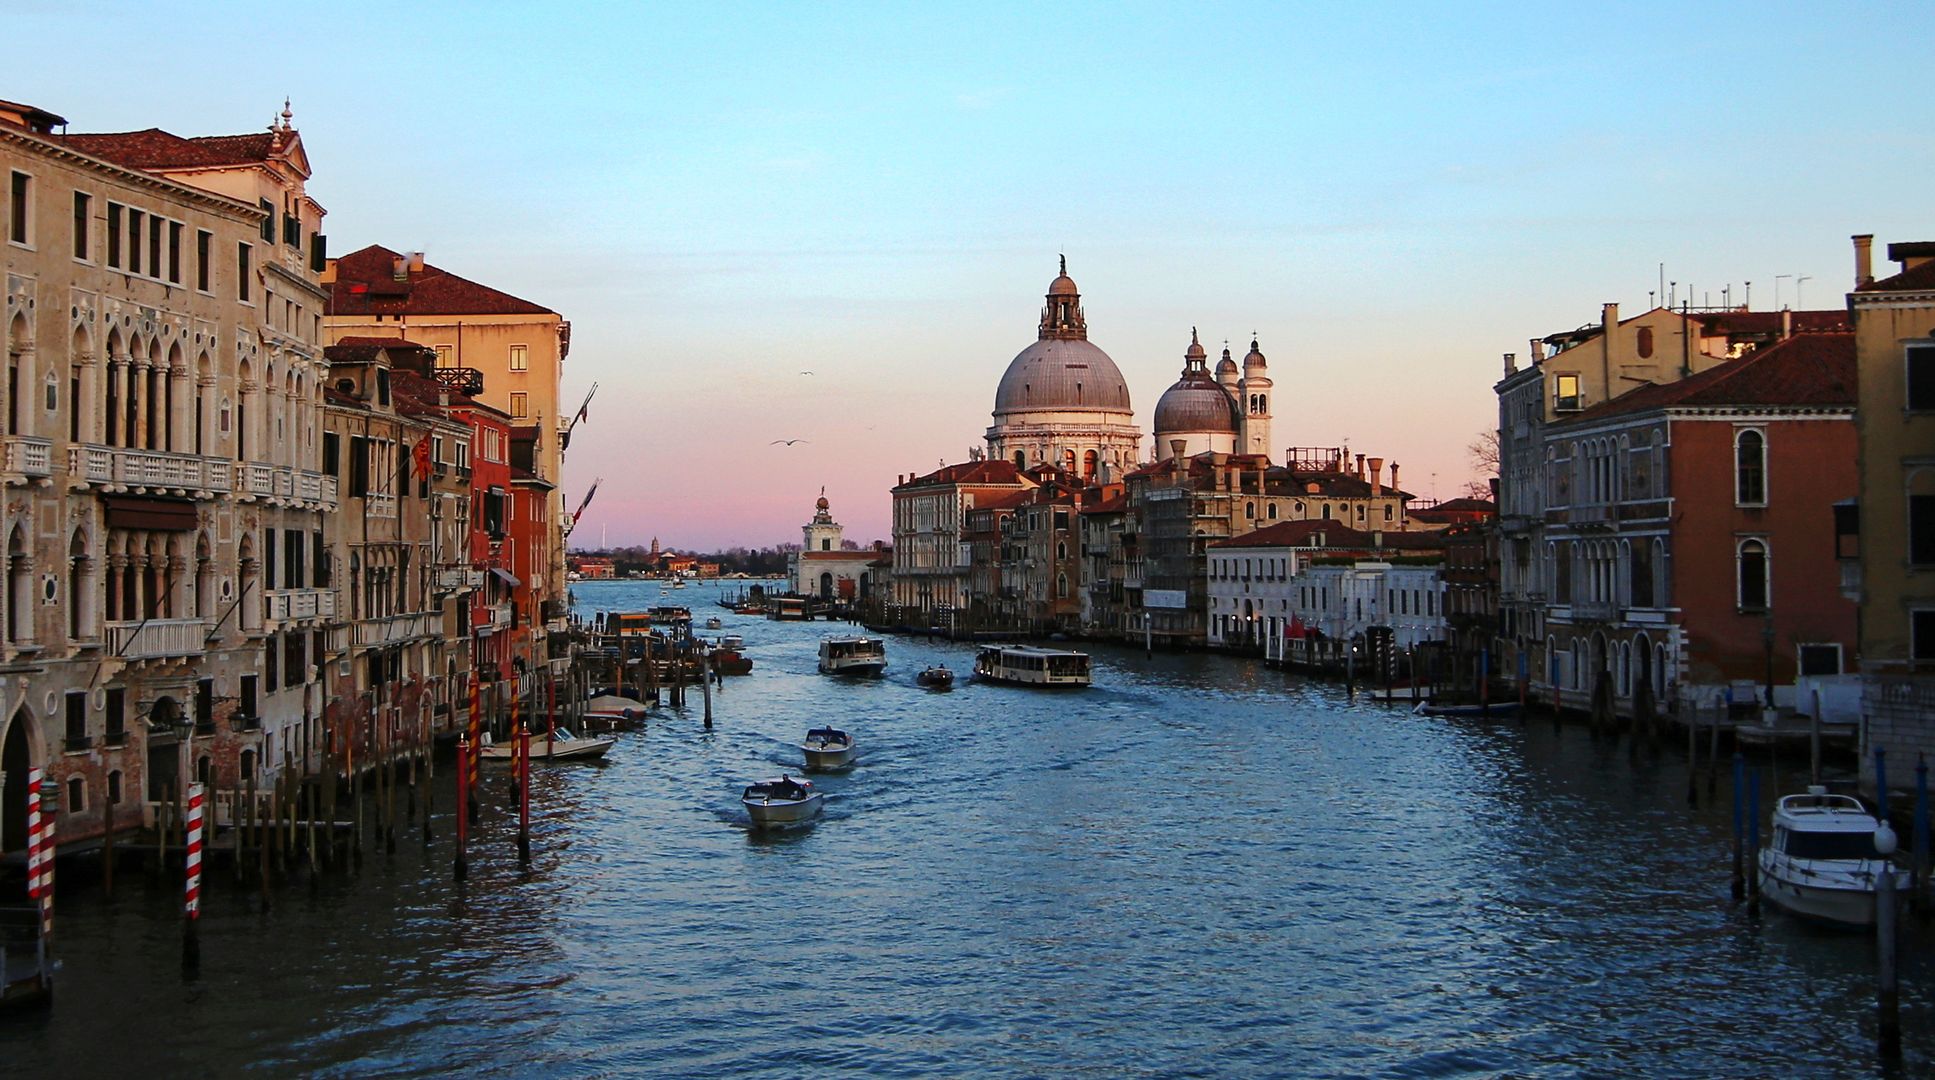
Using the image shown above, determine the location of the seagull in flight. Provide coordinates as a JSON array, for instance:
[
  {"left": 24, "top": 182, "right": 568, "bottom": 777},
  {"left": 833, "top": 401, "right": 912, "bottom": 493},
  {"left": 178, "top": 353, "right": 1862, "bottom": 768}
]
[
  {"left": 771, "top": 438, "right": 809, "bottom": 446},
  {"left": 799, "top": 370, "right": 815, "bottom": 376}
]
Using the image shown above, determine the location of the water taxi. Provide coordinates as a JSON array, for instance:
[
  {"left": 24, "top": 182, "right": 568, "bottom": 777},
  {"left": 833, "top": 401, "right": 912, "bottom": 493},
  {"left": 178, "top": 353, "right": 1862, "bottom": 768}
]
[
  {"left": 1758, "top": 785, "right": 1908, "bottom": 929},
  {"left": 818, "top": 636, "right": 887, "bottom": 677},
  {"left": 801, "top": 727, "right": 856, "bottom": 770},
  {"left": 916, "top": 665, "right": 956, "bottom": 690},
  {"left": 972, "top": 645, "right": 1091, "bottom": 688},
  {"left": 742, "top": 775, "right": 823, "bottom": 829}
]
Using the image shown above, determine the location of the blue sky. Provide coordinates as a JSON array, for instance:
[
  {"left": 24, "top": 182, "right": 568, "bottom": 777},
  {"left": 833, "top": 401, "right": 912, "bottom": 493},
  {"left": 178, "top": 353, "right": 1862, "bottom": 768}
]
[{"left": 18, "top": 2, "right": 1933, "bottom": 548}]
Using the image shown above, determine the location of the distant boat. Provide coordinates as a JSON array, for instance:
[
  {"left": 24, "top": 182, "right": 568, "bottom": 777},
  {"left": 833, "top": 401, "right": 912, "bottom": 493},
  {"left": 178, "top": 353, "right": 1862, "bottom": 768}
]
[
  {"left": 801, "top": 727, "right": 855, "bottom": 770},
  {"left": 916, "top": 665, "right": 956, "bottom": 690},
  {"left": 479, "top": 727, "right": 615, "bottom": 762},
  {"left": 973, "top": 645, "right": 1090, "bottom": 688},
  {"left": 705, "top": 616, "right": 723, "bottom": 629},
  {"left": 1412, "top": 700, "right": 1519, "bottom": 718},
  {"left": 742, "top": 775, "right": 823, "bottom": 829},
  {"left": 1758, "top": 785, "right": 1908, "bottom": 930},
  {"left": 818, "top": 636, "right": 886, "bottom": 677}
]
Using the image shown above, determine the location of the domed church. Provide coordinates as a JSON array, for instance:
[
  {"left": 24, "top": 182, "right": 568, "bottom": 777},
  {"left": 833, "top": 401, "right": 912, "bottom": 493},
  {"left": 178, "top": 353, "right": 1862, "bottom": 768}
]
[
  {"left": 985, "top": 259, "right": 1143, "bottom": 479},
  {"left": 1151, "top": 330, "right": 1273, "bottom": 463}
]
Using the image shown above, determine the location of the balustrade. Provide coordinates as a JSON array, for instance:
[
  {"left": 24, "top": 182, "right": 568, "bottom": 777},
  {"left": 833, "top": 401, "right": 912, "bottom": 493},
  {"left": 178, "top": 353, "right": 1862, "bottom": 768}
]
[
  {"left": 3, "top": 436, "right": 52, "bottom": 480},
  {"left": 105, "top": 618, "right": 208, "bottom": 660}
]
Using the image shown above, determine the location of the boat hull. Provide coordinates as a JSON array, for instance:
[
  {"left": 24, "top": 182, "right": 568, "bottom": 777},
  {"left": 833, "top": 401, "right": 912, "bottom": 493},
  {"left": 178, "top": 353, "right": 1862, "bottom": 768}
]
[
  {"left": 802, "top": 745, "right": 855, "bottom": 770},
  {"left": 819, "top": 661, "right": 886, "bottom": 677},
  {"left": 744, "top": 794, "right": 824, "bottom": 827},
  {"left": 1758, "top": 851, "right": 1907, "bottom": 930},
  {"left": 1413, "top": 702, "right": 1520, "bottom": 718},
  {"left": 479, "top": 736, "right": 615, "bottom": 762}
]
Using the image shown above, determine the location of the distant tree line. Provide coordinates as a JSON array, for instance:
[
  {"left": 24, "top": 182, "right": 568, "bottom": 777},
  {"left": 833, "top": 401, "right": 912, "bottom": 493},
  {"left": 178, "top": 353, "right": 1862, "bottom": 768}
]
[{"left": 568, "top": 544, "right": 799, "bottom": 577}]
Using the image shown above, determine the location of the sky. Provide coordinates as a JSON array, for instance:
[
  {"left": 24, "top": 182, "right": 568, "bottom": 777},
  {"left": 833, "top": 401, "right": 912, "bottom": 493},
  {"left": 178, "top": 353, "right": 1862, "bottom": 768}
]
[{"left": 16, "top": 2, "right": 1933, "bottom": 550}]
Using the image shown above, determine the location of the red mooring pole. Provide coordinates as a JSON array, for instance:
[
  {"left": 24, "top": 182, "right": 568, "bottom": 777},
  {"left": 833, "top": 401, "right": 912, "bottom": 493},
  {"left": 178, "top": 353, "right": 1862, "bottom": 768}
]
[
  {"left": 518, "top": 720, "right": 532, "bottom": 866},
  {"left": 454, "top": 734, "right": 470, "bottom": 882},
  {"left": 184, "top": 781, "right": 204, "bottom": 972}
]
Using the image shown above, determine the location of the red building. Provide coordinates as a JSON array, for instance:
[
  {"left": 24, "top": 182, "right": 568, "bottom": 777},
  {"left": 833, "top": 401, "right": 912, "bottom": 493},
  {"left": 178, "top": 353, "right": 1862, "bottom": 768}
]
[{"left": 1540, "top": 331, "right": 1857, "bottom": 717}]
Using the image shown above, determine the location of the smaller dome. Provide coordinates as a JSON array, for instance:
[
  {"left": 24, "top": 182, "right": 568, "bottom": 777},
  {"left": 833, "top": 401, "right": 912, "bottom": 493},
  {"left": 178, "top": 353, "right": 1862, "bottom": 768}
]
[
  {"left": 815, "top": 495, "right": 829, "bottom": 510},
  {"left": 1185, "top": 329, "right": 1206, "bottom": 360},
  {"left": 1048, "top": 273, "right": 1079, "bottom": 297},
  {"left": 1215, "top": 345, "right": 1238, "bottom": 381},
  {"left": 1244, "top": 337, "right": 1266, "bottom": 367},
  {"left": 1154, "top": 381, "right": 1239, "bottom": 434}
]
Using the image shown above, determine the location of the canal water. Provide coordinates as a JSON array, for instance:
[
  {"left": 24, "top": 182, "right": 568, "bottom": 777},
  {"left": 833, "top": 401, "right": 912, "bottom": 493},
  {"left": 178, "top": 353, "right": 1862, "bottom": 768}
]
[{"left": 4, "top": 578, "right": 1929, "bottom": 1077}]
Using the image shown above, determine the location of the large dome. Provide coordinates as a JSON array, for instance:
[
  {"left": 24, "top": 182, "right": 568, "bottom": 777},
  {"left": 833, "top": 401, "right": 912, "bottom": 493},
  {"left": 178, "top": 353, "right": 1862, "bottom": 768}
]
[
  {"left": 1154, "top": 377, "right": 1238, "bottom": 433},
  {"left": 992, "top": 337, "right": 1133, "bottom": 415}
]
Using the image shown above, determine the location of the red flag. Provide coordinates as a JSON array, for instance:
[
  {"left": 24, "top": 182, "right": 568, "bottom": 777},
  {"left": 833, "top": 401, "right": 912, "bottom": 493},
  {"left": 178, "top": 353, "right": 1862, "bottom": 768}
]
[{"left": 412, "top": 436, "right": 432, "bottom": 480}]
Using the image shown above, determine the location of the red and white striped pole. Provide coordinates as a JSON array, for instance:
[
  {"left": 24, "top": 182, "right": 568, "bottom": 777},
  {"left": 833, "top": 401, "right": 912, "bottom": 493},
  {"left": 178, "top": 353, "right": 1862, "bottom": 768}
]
[
  {"left": 28, "top": 769, "right": 57, "bottom": 981},
  {"left": 184, "top": 781, "right": 204, "bottom": 972}
]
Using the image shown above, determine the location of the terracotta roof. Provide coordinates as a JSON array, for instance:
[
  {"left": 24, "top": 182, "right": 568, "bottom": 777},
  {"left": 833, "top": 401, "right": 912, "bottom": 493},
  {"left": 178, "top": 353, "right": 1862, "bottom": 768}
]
[
  {"left": 1080, "top": 492, "right": 1129, "bottom": 515},
  {"left": 1567, "top": 331, "right": 1855, "bottom": 422},
  {"left": 1858, "top": 254, "right": 1935, "bottom": 293},
  {"left": 1211, "top": 520, "right": 1447, "bottom": 551},
  {"left": 327, "top": 245, "right": 556, "bottom": 317},
  {"left": 899, "top": 460, "right": 1028, "bottom": 488},
  {"left": 1692, "top": 309, "right": 1851, "bottom": 335},
  {"left": 392, "top": 368, "right": 480, "bottom": 415},
  {"left": 324, "top": 337, "right": 435, "bottom": 366},
  {"left": 55, "top": 128, "right": 279, "bottom": 169},
  {"left": 1410, "top": 498, "right": 1496, "bottom": 517}
]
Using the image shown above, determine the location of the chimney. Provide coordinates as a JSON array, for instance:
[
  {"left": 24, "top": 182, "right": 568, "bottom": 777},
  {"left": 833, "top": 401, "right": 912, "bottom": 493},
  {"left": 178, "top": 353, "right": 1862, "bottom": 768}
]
[
  {"left": 1529, "top": 338, "right": 1546, "bottom": 364},
  {"left": 1170, "top": 438, "right": 1187, "bottom": 462},
  {"left": 1355, "top": 453, "right": 1365, "bottom": 479},
  {"left": 409, "top": 251, "right": 426, "bottom": 273},
  {"left": 1503, "top": 352, "right": 1517, "bottom": 376},
  {"left": 1389, "top": 462, "right": 1400, "bottom": 492},
  {"left": 1368, "top": 457, "right": 1384, "bottom": 496},
  {"left": 391, "top": 256, "right": 408, "bottom": 282},
  {"left": 1602, "top": 302, "right": 1619, "bottom": 332},
  {"left": 1781, "top": 308, "right": 1792, "bottom": 340},
  {"left": 1853, "top": 234, "right": 1875, "bottom": 288}
]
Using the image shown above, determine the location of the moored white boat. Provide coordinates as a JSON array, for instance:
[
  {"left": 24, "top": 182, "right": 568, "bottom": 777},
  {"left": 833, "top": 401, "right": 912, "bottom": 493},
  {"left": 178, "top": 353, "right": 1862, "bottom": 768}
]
[
  {"left": 579, "top": 693, "right": 649, "bottom": 731},
  {"left": 818, "top": 636, "right": 887, "bottom": 677},
  {"left": 742, "top": 775, "right": 823, "bottom": 828},
  {"left": 972, "top": 645, "right": 1090, "bottom": 688},
  {"left": 801, "top": 727, "right": 855, "bottom": 770},
  {"left": 1757, "top": 785, "right": 1908, "bottom": 930},
  {"left": 478, "top": 727, "right": 616, "bottom": 762},
  {"left": 1412, "top": 700, "right": 1519, "bottom": 718}
]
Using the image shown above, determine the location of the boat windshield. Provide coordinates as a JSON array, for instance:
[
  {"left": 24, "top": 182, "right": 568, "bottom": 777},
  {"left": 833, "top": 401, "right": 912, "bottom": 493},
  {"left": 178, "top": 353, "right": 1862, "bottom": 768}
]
[{"left": 1782, "top": 829, "right": 1883, "bottom": 860}]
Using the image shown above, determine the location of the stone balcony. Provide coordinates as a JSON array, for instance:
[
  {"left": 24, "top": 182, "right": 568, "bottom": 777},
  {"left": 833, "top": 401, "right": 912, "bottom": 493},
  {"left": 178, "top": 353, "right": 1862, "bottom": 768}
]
[
  {"left": 353, "top": 611, "right": 437, "bottom": 648},
  {"left": 106, "top": 617, "right": 207, "bottom": 661},
  {"left": 366, "top": 492, "right": 398, "bottom": 519},
  {"left": 264, "top": 587, "right": 338, "bottom": 624},
  {"left": 3, "top": 436, "right": 52, "bottom": 483},
  {"left": 68, "top": 445, "right": 336, "bottom": 509}
]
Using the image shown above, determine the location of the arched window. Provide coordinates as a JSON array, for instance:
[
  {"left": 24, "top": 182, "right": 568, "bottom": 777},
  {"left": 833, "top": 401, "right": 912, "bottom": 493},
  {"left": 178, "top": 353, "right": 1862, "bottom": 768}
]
[
  {"left": 1013, "top": 450, "right": 1025, "bottom": 470},
  {"left": 1321, "top": 504, "right": 1332, "bottom": 520},
  {"left": 1245, "top": 501, "right": 1255, "bottom": 520},
  {"left": 68, "top": 530, "right": 94, "bottom": 641},
  {"left": 1082, "top": 449, "right": 1097, "bottom": 478},
  {"left": 1735, "top": 429, "right": 1766, "bottom": 506},
  {"left": 1737, "top": 538, "right": 1769, "bottom": 611},
  {"left": 1267, "top": 503, "right": 1278, "bottom": 520},
  {"left": 6, "top": 525, "right": 30, "bottom": 644}
]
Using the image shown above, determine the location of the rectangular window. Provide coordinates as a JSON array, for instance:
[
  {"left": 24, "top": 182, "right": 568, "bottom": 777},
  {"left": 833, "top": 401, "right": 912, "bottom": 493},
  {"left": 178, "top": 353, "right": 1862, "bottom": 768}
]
[
  {"left": 322, "top": 431, "right": 340, "bottom": 476},
  {"left": 265, "top": 526, "right": 278, "bottom": 591},
  {"left": 196, "top": 678, "right": 212, "bottom": 730},
  {"left": 1554, "top": 373, "right": 1582, "bottom": 412},
  {"left": 265, "top": 632, "right": 279, "bottom": 692},
  {"left": 1910, "top": 345, "right": 1935, "bottom": 412},
  {"left": 510, "top": 392, "right": 529, "bottom": 419},
  {"left": 349, "top": 435, "right": 368, "bottom": 496},
  {"left": 1798, "top": 644, "right": 1842, "bottom": 677},
  {"left": 240, "top": 673, "right": 258, "bottom": 719},
  {"left": 509, "top": 344, "right": 528, "bottom": 372},
  {"left": 148, "top": 214, "right": 162, "bottom": 277},
  {"left": 286, "top": 629, "right": 306, "bottom": 683},
  {"left": 72, "top": 191, "right": 90, "bottom": 259},
  {"left": 196, "top": 229, "right": 211, "bottom": 291},
  {"left": 107, "top": 202, "right": 123, "bottom": 267},
  {"left": 314, "top": 531, "right": 329, "bottom": 587},
  {"left": 282, "top": 210, "right": 300, "bottom": 248},
  {"left": 64, "top": 691, "right": 87, "bottom": 750},
  {"left": 105, "top": 687, "right": 126, "bottom": 744},
  {"left": 167, "top": 221, "right": 182, "bottom": 282},
  {"left": 1911, "top": 493, "right": 1935, "bottom": 566},
  {"left": 258, "top": 198, "right": 274, "bottom": 242},
  {"left": 7, "top": 171, "right": 27, "bottom": 245},
  {"left": 1914, "top": 610, "right": 1935, "bottom": 663},
  {"left": 237, "top": 242, "right": 251, "bottom": 301},
  {"left": 127, "top": 209, "right": 143, "bottom": 273}
]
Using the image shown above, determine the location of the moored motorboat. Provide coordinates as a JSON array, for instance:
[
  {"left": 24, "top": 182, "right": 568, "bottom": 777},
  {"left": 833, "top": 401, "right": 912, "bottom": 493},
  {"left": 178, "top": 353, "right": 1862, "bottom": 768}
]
[
  {"left": 972, "top": 645, "right": 1090, "bottom": 688},
  {"left": 579, "top": 693, "right": 649, "bottom": 731},
  {"left": 801, "top": 727, "right": 855, "bottom": 770},
  {"left": 478, "top": 727, "right": 616, "bottom": 762},
  {"left": 1757, "top": 785, "right": 1908, "bottom": 929},
  {"left": 916, "top": 665, "right": 955, "bottom": 690},
  {"left": 818, "top": 636, "right": 887, "bottom": 677},
  {"left": 742, "top": 775, "right": 823, "bottom": 828}
]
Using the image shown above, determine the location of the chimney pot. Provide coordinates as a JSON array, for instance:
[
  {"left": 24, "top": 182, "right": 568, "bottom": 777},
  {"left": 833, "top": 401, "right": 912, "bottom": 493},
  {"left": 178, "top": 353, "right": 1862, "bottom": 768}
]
[
  {"left": 1355, "top": 453, "right": 1366, "bottom": 479},
  {"left": 1503, "top": 352, "right": 1517, "bottom": 376},
  {"left": 1602, "top": 302, "right": 1619, "bottom": 332},
  {"left": 391, "top": 256, "right": 408, "bottom": 282},
  {"left": 1529, "top": 338, "right": 1546, "bottom": 364},
  {"left": 1853, "top": 233, "right": 1875, "bottom": 288},
  {"left": 1368, "top": 457, "right": 1384, "bottom": 496},
  {"left": 1389, "top": 462, "right": 1401, "bottom": 492}
]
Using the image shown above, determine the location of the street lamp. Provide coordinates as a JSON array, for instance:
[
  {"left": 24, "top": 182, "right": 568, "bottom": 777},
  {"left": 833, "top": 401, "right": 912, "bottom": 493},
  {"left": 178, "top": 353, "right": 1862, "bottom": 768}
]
[{"left": 1761, "top": 612, "right": 1776, "bottom": 710}]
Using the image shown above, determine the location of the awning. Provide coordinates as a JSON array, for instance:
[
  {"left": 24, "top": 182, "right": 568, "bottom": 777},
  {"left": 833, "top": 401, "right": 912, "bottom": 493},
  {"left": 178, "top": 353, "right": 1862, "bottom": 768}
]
[
  {"left": 490, "top": 568, "right": 522, "bottom": 589},
  {"left": 103, "top": 494, "right": 197, "bottom": 531}
]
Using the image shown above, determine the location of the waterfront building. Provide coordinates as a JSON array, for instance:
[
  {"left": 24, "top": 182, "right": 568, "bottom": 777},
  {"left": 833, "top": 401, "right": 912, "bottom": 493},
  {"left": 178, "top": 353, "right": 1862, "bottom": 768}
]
[
  {"left": 993, "top": 474, "right": 1087, "bottom": 635},
  {"left": 1279, "top": 559, "right": 1447, "bottom": 663},
  {"left": 509, "top": 426, "right": 559, "bottom": 680},
  {"left": 2, "top": 99, "right": 335, "bottom": 857},
  {"left": 323, "top": 244, "right": 572, "bottom": 661},
  {"left": 320, "top": 340, "right": 457, "bottom": 756},
  {"left": 889, "top": 460, "right": 1035, "bottom": 625},
  {"left": 788, "top": 491, "right": 880, "bottom": 600},
  {"left": 1537, "top": 330, "right": 1857, "bottom": 719},
  {"left": 1492, "top": 301, "right": 1851, "bottom": 714},
  {"left": 1208, "top": 521, "right": 1447, "bottom": 654},
  {"left": 1846, "top": 235, "right": 1935, "bottom": 789},
  {"left": 963, "top": 490, "right": 1030, "bottom": 628},
  {"left": 985, "top": 260, "right": 1141, "bottom": 478},
  {"left": 1151, "top": 332, "right": 1274, "bottom": 464},
  {"left": 1079, "top": 486, "right": 1131, "bottom": 636}
]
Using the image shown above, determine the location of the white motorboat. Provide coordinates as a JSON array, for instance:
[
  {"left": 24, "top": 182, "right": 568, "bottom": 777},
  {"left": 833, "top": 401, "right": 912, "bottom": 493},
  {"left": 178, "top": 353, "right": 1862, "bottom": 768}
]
[
  {"left": 705, "top": 616, "right": 723, "bottom": 630},
  {"left": 579, "top": 693, "right": 648, "bottom": 731},
  {"left": 742, "top": 775, "right": 823, "bottom": 828},
  {"left": 972, "top": 645, "right": 1091, "bottom": 688},
  {"left": 801, "top": 727, "right": 855, "bottom": 770},
  {"left": 1757, "top": 785, "right": 1908, "bottom": 929},
  {"left": 478, "top": 727, "right": 616, "bottom": 762},
  {"left": 719, "top": 634, "right": 744, "bottom": 650},
  {"left": 818, "top": 636, "right": 886, "bottom": 677}
]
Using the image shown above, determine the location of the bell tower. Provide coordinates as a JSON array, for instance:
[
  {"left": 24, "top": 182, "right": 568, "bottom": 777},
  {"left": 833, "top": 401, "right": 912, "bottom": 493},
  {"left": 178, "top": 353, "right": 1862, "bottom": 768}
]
[{"left": 1239, "top": 336, "right": 1273, "bottom": 461}]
